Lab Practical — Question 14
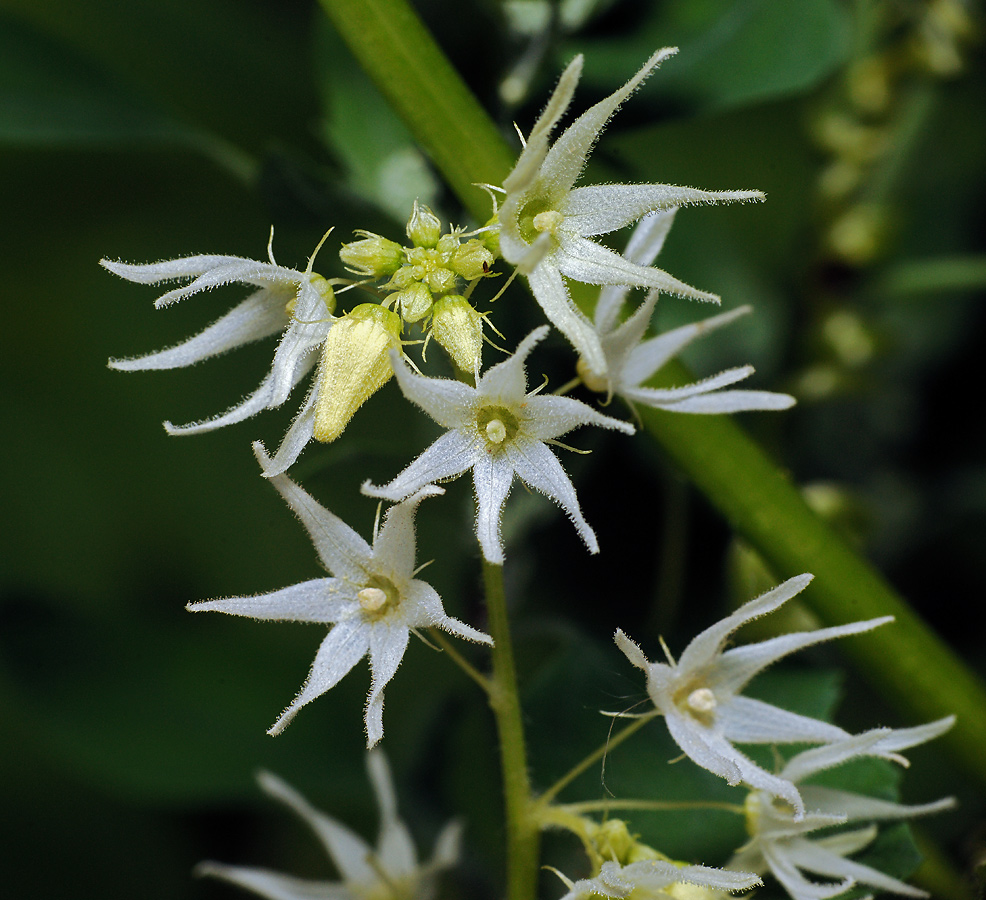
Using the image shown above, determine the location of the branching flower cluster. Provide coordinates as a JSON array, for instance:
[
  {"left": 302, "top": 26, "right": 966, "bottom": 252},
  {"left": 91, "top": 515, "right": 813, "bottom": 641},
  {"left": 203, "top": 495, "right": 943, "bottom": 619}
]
[{"left": 104, "top": 48, "right": 955, "bottom": 900}]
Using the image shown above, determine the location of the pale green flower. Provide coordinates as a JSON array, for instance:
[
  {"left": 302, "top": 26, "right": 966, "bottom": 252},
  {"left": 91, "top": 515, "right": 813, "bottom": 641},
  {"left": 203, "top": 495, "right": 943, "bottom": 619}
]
[
  {"left": 189, "top": 443, "right": 490, "bottom": 745},
  {"left": 197, "top": 751, "right": 460, "bottom": 900},
  {"left": 104, "top": 237, "right": 337, "bottom": 471},
  {"left": 616, "top": 574, "right": 894, "bottom": 819},
  {"left": 554, "top": 859, "right": 760, "bottom": 900},
  {"left": 578, "top": 212, "right": 795, "bottom": 414},
  {"left": 498, "top": 49, "right": 763, "bottom": 373},
  {"left": 730, "top": 720, "right": 956, "bottom": 900},
  {"left": 363, "top": 326, "right": 634, "bottom": 564}
]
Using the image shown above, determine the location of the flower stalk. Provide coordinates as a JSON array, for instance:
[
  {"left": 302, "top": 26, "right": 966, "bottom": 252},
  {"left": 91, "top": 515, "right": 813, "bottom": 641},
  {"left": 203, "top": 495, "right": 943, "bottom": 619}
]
[{"left": 484, "top": 560, "right": 539, "bottom": 900}]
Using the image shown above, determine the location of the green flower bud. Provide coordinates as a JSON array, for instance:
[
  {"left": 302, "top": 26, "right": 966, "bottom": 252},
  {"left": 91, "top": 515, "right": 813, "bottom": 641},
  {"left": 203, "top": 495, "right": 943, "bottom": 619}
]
[
  {"left": 424, "top": 266, "right": 457, "bottom": 295},
  {"left": 482, "top": 215, "right": 501, "bottom": 258},
  {"left": 406, "top": 201, "right": 442, "bottom": 248},
  {"left": 435, "top": 233, "right": 459, "bottom": 260},
  {"left": 339, "top": 231, "right": 405, "bottom": 277},
  {"left": 452, "top": 239, "right": 494, "bottom": 281},
  {"left": 391, "top": 282, "right": 434, "bottom": 323},
  {"left": 587, "top": 819, "right": 662, "bottom": 866},
  {"left": 431, "top": 295, "right": 483, "bottom": 374},
  {"left": 314, "top": 303, "right": 402, "bottom": 442}
]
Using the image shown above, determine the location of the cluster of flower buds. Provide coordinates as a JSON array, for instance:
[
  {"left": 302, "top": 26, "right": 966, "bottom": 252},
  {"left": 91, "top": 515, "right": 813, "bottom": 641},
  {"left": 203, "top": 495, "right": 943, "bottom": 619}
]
[{"left": 339, "top": 200, "right": 495, "bottom": 377}]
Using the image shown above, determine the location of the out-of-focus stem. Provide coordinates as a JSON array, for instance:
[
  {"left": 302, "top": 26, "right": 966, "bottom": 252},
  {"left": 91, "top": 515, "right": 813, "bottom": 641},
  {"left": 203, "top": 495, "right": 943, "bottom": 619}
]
[{"left": 484, "top": 561, "right": 539, "bottom": 900}]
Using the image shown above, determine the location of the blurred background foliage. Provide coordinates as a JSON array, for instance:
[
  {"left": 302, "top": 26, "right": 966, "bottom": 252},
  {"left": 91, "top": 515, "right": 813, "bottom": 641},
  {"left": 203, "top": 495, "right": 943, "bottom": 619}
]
[{"left": 1, "top": 0, "right": 984, "bottom": 897}]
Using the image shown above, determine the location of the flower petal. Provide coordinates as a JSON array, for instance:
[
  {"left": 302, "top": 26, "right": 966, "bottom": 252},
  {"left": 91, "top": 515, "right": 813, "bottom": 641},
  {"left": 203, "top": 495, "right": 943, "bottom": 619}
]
[
  {"left": 367, "top": 750, "right": 418, "bottom": 876},
  {"left": 538, "top": 47, "right": 678, "bottom": 196},
  {"left": 622, "top": 305, "right": 752, "bottom": 387},
  {"left": 786, "top": 834, "right": 928, "bottom": 897},
  {"left": 652, "top": 388, "right": 796, "bottom": 414},
  {"left": 522, "top": 393, "right": 634, "bottom": 441},
  {"left": 371, "top": 486, "right": 444, "bottom": 585},
  {"left": 363, "top": 431, "right": 476, "bottom": 503},
  {"left": 268, "top": 618, "right": 371, "bottom": 735},
  {"left": 663, "top": 709, "right": 806, "bottom": 815},
  {"left": 187, "top": 579, "right": 355, "bottom": 624},
  {"left": 526, "top": 261, "right": 605, "bottom": 374},
  {"left": 676, "top": 574, "right": 814, "bottom": 674},
  {"left": 162, "top": 348, "right": 318, "bottom": 435},
  {"left": 256, "top": 770, "right": 376, "bottom": 886},
  {"left": 404, "top": 581, "right": 491, "bottom": 643},
  {"left": 717, "top": 695, "right": 850, "bottom": 745},
  {"left": 564, "top": 184, "right": 763, "bottom": 238},
  {"left": 471, "top": 449, "right": 517, "bottom": 565},
  {"left": 262, "top": 382, "right": 319, "bottom": 476},
  {"left": 501, "top": 54, "right": 583, "bottom": 198},
  {"left": 365, "top": 621, "right": 410, "bottom": 747},
  {"left": 505, "top": 438, "right": 599, "bottom": 554},
  {"left": 711, "top": 615, "right": 894, "bottom": 698},
  {"left": 390, "top": 353, "right": 476, "bottom": 430},
  {"left": 254, "top": 443, "right": 373, "bottom": 583},
  {"left": 194, "top": 861, "right": 350, "bottom": 900},
  {"left": 556, "top": 232, "right": 719, "bottom": 302},
  {"left": 108, "top": 289, "right": 288, "bottom": 371},
  {"left": 477, "top": 326, "right": 548, "bottom": 400}
]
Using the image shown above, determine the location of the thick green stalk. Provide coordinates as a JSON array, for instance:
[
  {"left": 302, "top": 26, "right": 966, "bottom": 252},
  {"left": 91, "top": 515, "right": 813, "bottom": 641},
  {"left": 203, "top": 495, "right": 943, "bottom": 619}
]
[
  {"left": 316, "top": 0, "right": 514, "bottom": 223},
  {"left": 639, "top": 384, "right": 986, "bottom": 784},
  {"left": 318, "top": 0, "right": 986, "bottom": 788},
  {"left": 484, "top": 561, "right": 539, "bottom": 900}
]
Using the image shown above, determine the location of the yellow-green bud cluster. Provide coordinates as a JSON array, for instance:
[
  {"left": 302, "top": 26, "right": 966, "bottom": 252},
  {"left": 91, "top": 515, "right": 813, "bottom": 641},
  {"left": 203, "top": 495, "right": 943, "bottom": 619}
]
[
  {"left": 586, "top": 819, "right": 663, "bottom": 867},
  {"left": 338, "top": 201, "right": 496, "bottom": 376}
]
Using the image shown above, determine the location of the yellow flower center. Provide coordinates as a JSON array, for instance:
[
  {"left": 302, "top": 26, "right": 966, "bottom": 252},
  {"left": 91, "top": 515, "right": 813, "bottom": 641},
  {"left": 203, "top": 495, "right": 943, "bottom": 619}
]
[
  {"left": 476, "top": 405, "right": 521, "bottom": 452},
  {"left": 358, "top": 587, "right": 388, "bottom": 612},
  {"left": 357, "top": 576, "right": 400, "bottom": 619}
]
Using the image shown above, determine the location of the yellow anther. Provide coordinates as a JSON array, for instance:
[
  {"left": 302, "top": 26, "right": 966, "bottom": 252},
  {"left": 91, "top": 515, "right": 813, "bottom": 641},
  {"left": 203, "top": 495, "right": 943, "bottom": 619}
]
[
  {"left": 358, "top": 587, "right": 388, "bottom": 612},
  {"left": 686, "top": 687, "right": 717, "bottom": 714},
  {"left": 485, "top": 419, "right": 507, "bottom": 444},
  {"left": 532, "top": 210, "right": 564, "bottom": 234}
]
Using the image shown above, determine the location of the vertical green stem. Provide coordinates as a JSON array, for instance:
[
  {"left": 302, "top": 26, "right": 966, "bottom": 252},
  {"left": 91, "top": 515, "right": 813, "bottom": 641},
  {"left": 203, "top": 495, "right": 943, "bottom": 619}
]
[
  {"left": 317, "top": 0, "right": 515, "bottom": 223},
  {"left": 483, "top": 560, "right": 539, "bottom": 900}
]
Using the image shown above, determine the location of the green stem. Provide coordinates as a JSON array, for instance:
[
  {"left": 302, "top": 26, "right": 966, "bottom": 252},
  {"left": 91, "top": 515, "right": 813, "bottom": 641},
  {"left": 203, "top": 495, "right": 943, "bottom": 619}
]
[
  {"left": 316, "top": 0, "right": 515, "bottom": 224},
  {"left": 638, "top": 388, "right": 986, "bottom": 786},
  {"left": 483, "top": 561, "right": 539, "bottom": 900},
  {"left": 427, "top": 628, "right": 492, "bottom": 694},
  {"left": 558, "top": 799, "right": 744, "bottom": 816},
  {"left": 538, "top": 713, "right": 658, "bottom": 805},
  {"left": 318, "top": 0, "right": 986, "bottom": 789}
]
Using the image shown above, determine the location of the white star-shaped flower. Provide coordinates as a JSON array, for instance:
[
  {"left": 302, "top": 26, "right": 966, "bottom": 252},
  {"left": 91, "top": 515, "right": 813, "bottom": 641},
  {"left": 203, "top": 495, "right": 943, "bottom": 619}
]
[
  {"left": 577, "top": 212, "right": 795, "bottom": 414},
  {"left": 188, "top": 443, "right": 491, "bottom": 746},
  {"left": 730, "top": 719, "right": 956, "bottom": 900},
  {"left": 103, "top": 235, "right": 337, "bottom": 472},
  {"left": 615, "top": 574, "right": 894, "bottom": 819},
  {"left": 197, "top": 750, "right": 461, "bottom": 900},
  {"left": 554, "top": 858, "right": 761, "bottom": 900},
  {"left": 498, "top": 48, "right": 764, "bottom": 374},
  {"left": 363, "top": 326, "right": 634, "bottom": 565}
]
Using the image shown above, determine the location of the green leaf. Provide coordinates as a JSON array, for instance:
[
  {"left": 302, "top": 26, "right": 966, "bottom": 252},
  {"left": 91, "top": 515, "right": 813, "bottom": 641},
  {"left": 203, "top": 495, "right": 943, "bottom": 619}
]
[
  {"left": 313, "top": 18, "right": 439, "bottom": 221},
  {"left": 0, "top": 14, "right": 190, "bottom": 146},
  {"left": 566, "top": 0, "right": 852, "bottom": 111},
  {"left": 0, "top": 13, "right": 256, "bottom": 180}
]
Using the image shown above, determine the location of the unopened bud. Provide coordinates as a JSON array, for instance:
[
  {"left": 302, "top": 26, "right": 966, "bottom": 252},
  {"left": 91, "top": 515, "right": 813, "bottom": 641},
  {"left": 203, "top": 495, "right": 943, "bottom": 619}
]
[
  {"left": 431, "top": 295, "right": 483, "bottom": 374},
  {"left": 339, "top": 232, "right": 405, "bottom": 277},
  {"left": 425, "top": 266, "right": 457, "bottom": 295},
  {"left": 452, "top": 240, "right": 494, "bottom": 281},
  {"left": 391, "top": 282, "right": 434, "bottom": 323},
  {"left": 314, "top": 304, "right": 402, "bottom": 442},
  {"left": 406, "top": 201, "right": 442, "bottom": 248}
]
